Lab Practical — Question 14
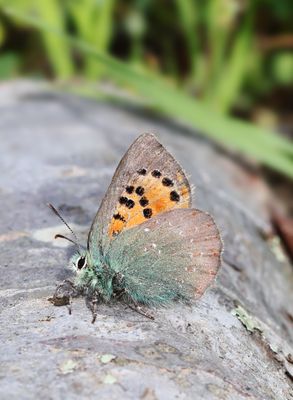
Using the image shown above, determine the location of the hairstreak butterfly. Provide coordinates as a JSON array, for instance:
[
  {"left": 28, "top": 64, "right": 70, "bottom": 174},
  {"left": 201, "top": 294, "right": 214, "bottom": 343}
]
[{"left": 49, "top": 133, "right": 222, "bottom": 322}]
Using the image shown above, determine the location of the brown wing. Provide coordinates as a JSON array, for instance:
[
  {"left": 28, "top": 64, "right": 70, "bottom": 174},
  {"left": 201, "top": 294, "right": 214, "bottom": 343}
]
[{"left": 88, "top": 133, "right": 191, "bottom": 252}]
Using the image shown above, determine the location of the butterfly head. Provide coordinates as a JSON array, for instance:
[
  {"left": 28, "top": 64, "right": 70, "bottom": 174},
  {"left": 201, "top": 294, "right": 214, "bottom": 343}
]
[
  {"left": 72, "top": 252, "right": 88, "bottom": 273},
  {"left": 49, "top": 204, "right": 114, "bottom": 300},
  {"left": 70, "top": 251, "right": 94, "bottom": 286},
  {"left": 48, "top": 203, "right": 92, "bottom": 276}
]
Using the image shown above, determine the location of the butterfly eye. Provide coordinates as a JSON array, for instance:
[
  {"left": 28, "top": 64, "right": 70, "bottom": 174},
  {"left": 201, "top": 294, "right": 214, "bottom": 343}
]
[{"left": 77, "top": 256, "right": 87, "bottom": 270}]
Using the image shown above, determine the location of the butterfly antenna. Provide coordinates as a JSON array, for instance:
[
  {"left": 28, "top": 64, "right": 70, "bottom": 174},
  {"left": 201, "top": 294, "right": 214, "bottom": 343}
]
[
  {"left": 47, "top": 203, "right": 84, "bottom": 252},
  {"left": 54, "top": 234, "right": 81, "bottom": 248}
]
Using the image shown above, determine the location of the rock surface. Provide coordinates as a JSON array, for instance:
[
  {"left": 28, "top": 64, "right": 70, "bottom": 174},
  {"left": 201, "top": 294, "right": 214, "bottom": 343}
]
[{"left": 0, "top": 81, "right": 292, "bottom": 400}]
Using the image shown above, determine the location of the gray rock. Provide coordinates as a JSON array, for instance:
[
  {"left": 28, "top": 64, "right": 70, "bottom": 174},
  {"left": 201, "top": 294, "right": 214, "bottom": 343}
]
[{"left": 0, "top": 81, "right": 292, "bottom": 400}]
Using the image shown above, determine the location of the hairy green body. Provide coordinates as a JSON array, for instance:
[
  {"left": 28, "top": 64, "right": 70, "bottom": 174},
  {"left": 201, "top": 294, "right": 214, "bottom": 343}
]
[{"left": 71, "top": 249, "right": 190, "bottom": 307}]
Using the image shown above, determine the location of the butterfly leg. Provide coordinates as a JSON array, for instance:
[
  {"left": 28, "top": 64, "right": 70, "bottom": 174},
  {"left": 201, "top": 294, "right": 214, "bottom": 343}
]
[
  {"left": 125, "top": 296, "right": 155, "bottom": 320},
  {"left": 48, "top": 279, "right": 80, "bottom": 315},
  {"left": 113, "top": 288, "right": 126, "bottom": 301},
  {"left": 112, "top": 279, "right": 155, "bottom": 320},
  {"left": 127, "top": 302, "right": 155, "bottom": 320},
  {"left": 85, "top": 291, "right": 101, "bottom": 324}
]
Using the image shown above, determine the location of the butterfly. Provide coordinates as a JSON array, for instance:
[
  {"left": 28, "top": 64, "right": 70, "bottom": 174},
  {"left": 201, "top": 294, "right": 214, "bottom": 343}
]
[{"left": 49, "top": 133, "right": 222, "bottom": 322}]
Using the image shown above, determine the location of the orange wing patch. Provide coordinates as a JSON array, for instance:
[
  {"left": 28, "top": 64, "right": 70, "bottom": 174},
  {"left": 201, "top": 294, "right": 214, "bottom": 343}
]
[{"left": 109, "top": 168, "right": 190, "bottom": 237}]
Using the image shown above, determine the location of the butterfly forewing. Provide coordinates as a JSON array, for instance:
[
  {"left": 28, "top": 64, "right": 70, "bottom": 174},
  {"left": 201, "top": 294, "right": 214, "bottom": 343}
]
[
  {"left": 107, "top": 209, "right": 222, "bottom": 305},
  {"left": 88, "top": 134, "right": 191, "bottom": 254}
]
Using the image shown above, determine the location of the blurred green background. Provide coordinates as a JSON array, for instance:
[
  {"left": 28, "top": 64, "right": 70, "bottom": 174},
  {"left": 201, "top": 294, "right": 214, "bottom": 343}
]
[{"left": 0, "top": 0, "right": 292, "bottom": 177}]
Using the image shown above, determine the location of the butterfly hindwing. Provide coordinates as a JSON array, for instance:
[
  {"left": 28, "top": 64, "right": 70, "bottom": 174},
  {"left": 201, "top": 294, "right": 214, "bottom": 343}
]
[
  {"left": 88, "top": 133, "right": 191, "bottom": 254},
  {"left": 107, "top": 209, "right": 222, "bottom": 305}
]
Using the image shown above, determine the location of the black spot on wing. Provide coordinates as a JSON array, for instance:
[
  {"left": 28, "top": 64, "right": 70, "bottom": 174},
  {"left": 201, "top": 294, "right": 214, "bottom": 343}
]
[
  {"left": 119, "top": 196, "right": 135, "bottom": 209},
  {"left": 139, "top": 197, "right": 149, "bottom": 207},
  {"left": 162, "top": 177, "right": 174, "bottom": 187},
  {"left": 143, "top": 208, "right": 153, "bottom": 218},
  {"left": 170, "top": 190, "right": 180, "bottom": 202},
  {"left": 126, "top": 199, "right": 135, "bottom": 209},
  {"left": 119, "top": 196, "right": 128, "bottom": 205},
  {"left": 151, "top": 170, "right": 161, "bottom": 178},
  {"left": 113, "top": 213, "right": 126, "bottom": 222},
  {"left": 137, "top": 168, "right": 147, "bottom": 175},
  {"left": 126, "top": 185, "right": 134, "bottom": 194},
  {"left": 135, "top": 186, "right": 145, "bottom": 196}
]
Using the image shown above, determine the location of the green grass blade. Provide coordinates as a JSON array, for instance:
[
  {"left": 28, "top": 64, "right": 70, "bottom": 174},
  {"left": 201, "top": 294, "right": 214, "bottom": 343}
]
[
  {"left": 1, "top": 0, "right": 74, "bottom": 79},
  {"left": 3, "top": 6, "right": 293, "bottom": 178},
  {"left": 210, "top": 12, "right": 253, "bottom": 113},
  {"left": 68, "top": 0, "right": 115, "bottom": 79},
  {"left": 174, "top": 0, "right": 199, "bottom": 76}
]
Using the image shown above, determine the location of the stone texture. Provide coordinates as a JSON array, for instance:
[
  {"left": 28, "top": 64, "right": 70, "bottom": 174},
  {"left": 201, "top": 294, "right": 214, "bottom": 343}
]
[{"left": 0, "top": 81, "right": 292, "bottom": 400}]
